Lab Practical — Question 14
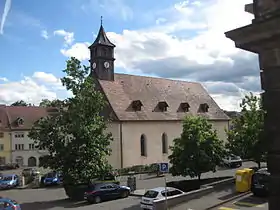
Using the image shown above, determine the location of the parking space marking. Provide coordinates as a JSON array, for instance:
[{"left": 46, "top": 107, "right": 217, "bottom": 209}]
[
  {"left": 218, "top": 207, "right": 239, "bottom": 210},
  {"left": 233, "top": 201, "right": 265, "bottom": 207}
]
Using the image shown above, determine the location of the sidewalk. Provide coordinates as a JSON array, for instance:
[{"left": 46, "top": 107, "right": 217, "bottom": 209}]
[{"left": 171, "top": 186, "right": 251, "bottom": 210}]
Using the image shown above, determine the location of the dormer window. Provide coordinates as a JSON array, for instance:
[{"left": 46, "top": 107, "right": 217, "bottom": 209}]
[
  {"left": 17, "top": 118, "right": 24, "bottom": 126},
  {"left": 178, "top": 102, "right": 190, "bottom": 112},
  {"left": 131, "top": 100, "right": 143, "bottom": 111},
  {"left": 199, "top": 103, "right": 209, "bottom": 113},
  {"left": 157, "top": 101, "right": 169, "bottom": 112}
]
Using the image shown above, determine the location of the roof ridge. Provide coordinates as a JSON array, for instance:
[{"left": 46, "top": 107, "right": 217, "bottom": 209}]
[{"left": 114, "top": 73, "right": 200, "bottom": 85}]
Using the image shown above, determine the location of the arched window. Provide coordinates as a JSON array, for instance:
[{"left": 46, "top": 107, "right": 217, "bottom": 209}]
[
  {"left": 162, "top": 133, "right": 168, "bottom": 154},
  {"left": 140, "top": 134, "right": 147, "bottom": 157}
]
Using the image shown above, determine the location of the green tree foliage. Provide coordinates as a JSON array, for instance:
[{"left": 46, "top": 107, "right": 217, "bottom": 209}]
[
  {"left": 39, "top": 99, "right": 65, "bottom": 108},
  {"left": 28, "top": 57, "right": 113, "bottom": 184},
  {"left": 169, "top": 116, "right": 226, "bottom": 181},
  {"left": 226, "top": 93, "right": 266, "bottom": 168},
  {"left": 11, "top": 100, "right": 29, "bottom": 106}
]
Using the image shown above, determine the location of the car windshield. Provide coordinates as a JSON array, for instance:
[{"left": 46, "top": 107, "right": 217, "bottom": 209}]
[
  {"left": 230, "top": 155, "right": 239, "bottom": 160},
  {"left": 46, "top": 173, "right": 56, "bottom": 178},
  {"left": 143, "top": 190, "right": 159, "bottom": 198},
  {"left": 2, "top": 176, "right": 12, "bottom": 181}
]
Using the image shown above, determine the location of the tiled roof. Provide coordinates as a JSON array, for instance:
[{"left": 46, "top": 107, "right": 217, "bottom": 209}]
[
  {"left": 0, "top": 106, "right": 48, "bottom": 130},
  {"left": 98, "top": 74, "right": 230, "bottom": 121}
]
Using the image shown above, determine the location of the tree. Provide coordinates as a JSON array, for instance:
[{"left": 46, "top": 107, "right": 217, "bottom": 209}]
[
  {"left": 11, "top": 100, "right": 28, "bottom": 106},
  {"left": 39, "top": 99, "right": 65, "bottom": 108},
  {"left": 169, "top": 116, "right": 226, "bottom": 181},
  {"left": 226, "top": 93, "right": 266, "bottom": 168},
  {"left": 28, "top": 57, "right": 113, "bottom": 185}
]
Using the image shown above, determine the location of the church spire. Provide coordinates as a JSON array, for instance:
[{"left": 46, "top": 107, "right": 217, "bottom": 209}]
[{"left": 90, "top": 16, "right": 115, "bottom": 47}]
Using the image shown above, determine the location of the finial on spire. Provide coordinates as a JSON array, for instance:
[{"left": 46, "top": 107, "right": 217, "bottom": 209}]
[{"left": 100, "top": 16, "right": 103, "bottom": 26}]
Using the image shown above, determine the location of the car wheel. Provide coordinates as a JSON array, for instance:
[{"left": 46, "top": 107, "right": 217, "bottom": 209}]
[
  {"left": 121, "top": 190, "right": 129, "bottom": 198},
  {"left": 94, "top": 196, "right": 102, "bottom": 204}
]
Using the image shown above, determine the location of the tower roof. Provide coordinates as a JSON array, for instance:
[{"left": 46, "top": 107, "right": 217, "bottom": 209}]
[{"left": 90, "top": 24, "right": 115, "bottom": 48}]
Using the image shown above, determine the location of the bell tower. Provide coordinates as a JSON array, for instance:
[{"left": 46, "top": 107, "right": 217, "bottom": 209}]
[{"left": 89, "top": 17, "right": 115, "bottom": 81}]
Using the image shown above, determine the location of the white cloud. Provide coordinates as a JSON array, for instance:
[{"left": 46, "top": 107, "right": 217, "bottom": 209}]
[
  {"left": 0, "top": 0, "right": 12, "bottom": 34},
  {"left": 41, "top": 30, "right": 49, "bottom": 39},
  {"left": 0, "top": 72, "right": 68, "bottom": 105},
  {"left": 0, "top": 77, "right": 8, "bottom": 82},
  {"left": 59, "top": 0, "right": 257, "bottom": 110},
  {"left": 54, "top": 29, "right": 75, "bottom": 46}
]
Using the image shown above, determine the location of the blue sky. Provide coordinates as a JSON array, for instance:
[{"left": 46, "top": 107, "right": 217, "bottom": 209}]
[{"left": 0, "top": 0, "right": 258, "bottom": 110}]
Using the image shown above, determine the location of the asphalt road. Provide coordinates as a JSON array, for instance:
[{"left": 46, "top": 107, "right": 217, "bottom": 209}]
[
  {"left": 214, "top": 194, "right": 268, "bottom": 210},
  {"left": 1, "top": 188, "right": 142, "bottom": 210},
  {"left": 0, "top": 161, "right": 263, "bottom": 210}
]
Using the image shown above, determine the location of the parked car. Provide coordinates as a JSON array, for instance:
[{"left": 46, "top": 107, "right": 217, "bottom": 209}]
[
  {"left": 140, "top": 187, "right": 184, "bottom": 210},
  {"left": 43, "top": 171, "right": 63, "bottom": 186},
  {"left": 21, "top": 168, "right": 40, "bottom": 177},
  {"left": 251, "top": 167, "right": 270, "bottom": 197},
  {"left": 0, "top": 198, "right": 21, "bottom": 210},
  {"left": 84, "top": 183, "right": 130, "bottom": 204},
  {"left": 0, "top": 174, "right": 19, "bottom": 189},
  {"left": 222, "top": 154, "right": 242, "bottom": 168}
]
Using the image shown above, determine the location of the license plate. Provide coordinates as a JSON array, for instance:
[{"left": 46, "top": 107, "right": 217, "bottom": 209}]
[
  {"left": 140, "top": 204, "right": 153, "bottom": 209},
  {"left": 255, "top": 184, "right": 263, "bottom": 189}
]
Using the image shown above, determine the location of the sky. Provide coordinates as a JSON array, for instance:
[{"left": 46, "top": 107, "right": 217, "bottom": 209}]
[{"left": 0, "top": 0, "right": 260, "bottom": 111}]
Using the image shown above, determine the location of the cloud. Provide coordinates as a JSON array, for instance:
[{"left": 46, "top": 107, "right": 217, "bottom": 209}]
[
  {"left": 0, "top": 72, "right": 69, "bottom": 105},
  {"left": 0, "top": 77, "right": 8, "bottom": 82},
  {"left": 0, "top": 0, "right": 12, "bottom": 34},
  {"left": 60, "top": 0, "right": 258, "bottom": 111},
  {"left": 41, "top": 30, "right": 49, "bottom": 39},
  {"left": 54, "top": 29, "right": 75, "bottom": 46}
]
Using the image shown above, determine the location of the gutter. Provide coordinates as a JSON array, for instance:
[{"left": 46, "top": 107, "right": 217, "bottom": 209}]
[{"left": 120, "top": 122, "right": 123, "bottom": 168}]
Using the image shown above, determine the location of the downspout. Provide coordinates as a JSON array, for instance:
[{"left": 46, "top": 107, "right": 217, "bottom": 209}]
[{"left": 120, "top": 122, "right": 123, "bottom": 168}]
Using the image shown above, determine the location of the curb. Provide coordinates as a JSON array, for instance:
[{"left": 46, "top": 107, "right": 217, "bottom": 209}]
[{"left": 204, "top": 191, "right": 252, "bottom": 210}]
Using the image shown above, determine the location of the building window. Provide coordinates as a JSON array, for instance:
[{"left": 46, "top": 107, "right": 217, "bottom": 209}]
[
  {"left": 199, "top": 103, "right": 209, "bottom": 113},
  {"left": 0, "top": 144, "right": 4, "bottom": 151},
  {"left": 29, "top": 144, "right": 35, "bottom": 150},
  {"left": 156, "top": 101, "right": 169, "bottom": 112},
  {"left": 131, "top": 100, "right": 143, "bottom": 111},
  {"left": 162, "top": 133, "right": 168, "bottom": 154},
  {"left": 0, "top": 157, "right": 5, "bottom": 165},
  {"left": 15, "top": 144, "right": 24, "bottom": 150},
  {"left": 15, "top": 133, "right": 24, "bottom": 138},
  {"left": 0, "top": 132, "right": 3, "bottom": 138},
  {"left": 178, "top": 102, "right": 190, "bottom": 112},
  {"left": 140, "top": 134, "right": 147, "bottom": 157}
]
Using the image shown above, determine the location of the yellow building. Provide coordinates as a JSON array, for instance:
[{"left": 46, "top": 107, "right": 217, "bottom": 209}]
[{"left": 0, "top": 105, "right": 12, "bottom": 164}]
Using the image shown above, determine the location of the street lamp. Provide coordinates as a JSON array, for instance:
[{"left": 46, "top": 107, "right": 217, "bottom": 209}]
[{"left": 225, "top": 1, "right": 280, "bottom": 210}]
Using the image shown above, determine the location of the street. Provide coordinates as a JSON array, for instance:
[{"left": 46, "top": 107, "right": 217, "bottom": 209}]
[
  {"left": 0, "top": 187, "right": 142, "bottom": 210},
  {"left": 214, "top": 194, "right": 268, "bottom": 210},
  {"left": 0, "top": 161, "right": 263, "bottom": 210}
]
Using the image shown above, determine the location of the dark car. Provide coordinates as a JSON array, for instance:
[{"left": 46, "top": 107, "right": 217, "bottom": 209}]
[
  {"left": 251, "top": 168, "right": 270, "bottom": 197},
  {"left": 43, "top": 172, "right": 63, "bottom": 186},
  {"left": 0, "top": 198, "right": 21, "bottom": 210},
  {"left": 84, "top": 183, "right": 130, "bottom": 204}
]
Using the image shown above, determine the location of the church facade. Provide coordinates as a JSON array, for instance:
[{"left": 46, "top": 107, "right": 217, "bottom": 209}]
[{"left": 89, "top": 24, "right": 230, "bottom": 169}]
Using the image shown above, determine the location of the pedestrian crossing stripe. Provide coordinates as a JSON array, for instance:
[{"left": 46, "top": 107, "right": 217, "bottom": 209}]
[
  {"left": 233, "top": 201, "right": 265, "bottom": 207},
  {"left": 218, "top": 207, "right": 239, "bottom": 210}
]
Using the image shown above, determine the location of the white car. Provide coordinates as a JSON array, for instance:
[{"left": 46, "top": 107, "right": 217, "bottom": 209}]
[
  {"left": 140, "top": 187, "right": 184, "bottom": 210},
  {"left": 223, "top": 154, "right": 242, "bottom": 168}
]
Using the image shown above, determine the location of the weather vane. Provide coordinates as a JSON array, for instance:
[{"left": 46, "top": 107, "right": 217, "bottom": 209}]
[{"left": 101, "top": 16, "right": 103, "bottom": 25}]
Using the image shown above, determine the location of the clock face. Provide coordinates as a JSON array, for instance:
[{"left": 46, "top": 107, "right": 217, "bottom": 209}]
[
  {"left": 92, "top": 62, "right": 96, "bottom": 69},
  {"left": 104, "top": 61, "right": 110, "bottom": 69}
]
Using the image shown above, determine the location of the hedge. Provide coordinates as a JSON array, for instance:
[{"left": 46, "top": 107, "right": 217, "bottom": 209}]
[{"left": 116, "top": 163, "right": 163, "bottom": 175}]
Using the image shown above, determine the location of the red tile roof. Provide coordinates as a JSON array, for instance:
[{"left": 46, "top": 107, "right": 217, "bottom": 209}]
[
  {"left": 0, "top": 106, "right": 48, "bottom": 130},
  {"left": 98, "top": 73, "right": 229, "bottom": 121}
]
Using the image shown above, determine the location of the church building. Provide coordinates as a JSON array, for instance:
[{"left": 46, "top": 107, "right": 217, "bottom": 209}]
[{"left": 89, "top": 24, "right": 230, "bottom": 169}]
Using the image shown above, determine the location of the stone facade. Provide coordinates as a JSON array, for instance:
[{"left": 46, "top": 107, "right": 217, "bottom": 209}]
[{"left": 225, "top": 1, "right": 280, "bottom": 209}]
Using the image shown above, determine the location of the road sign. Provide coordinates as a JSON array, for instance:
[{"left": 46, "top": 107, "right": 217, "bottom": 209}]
[{"left": 159, "top": 162, "right": 169, "bottom": 173}]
